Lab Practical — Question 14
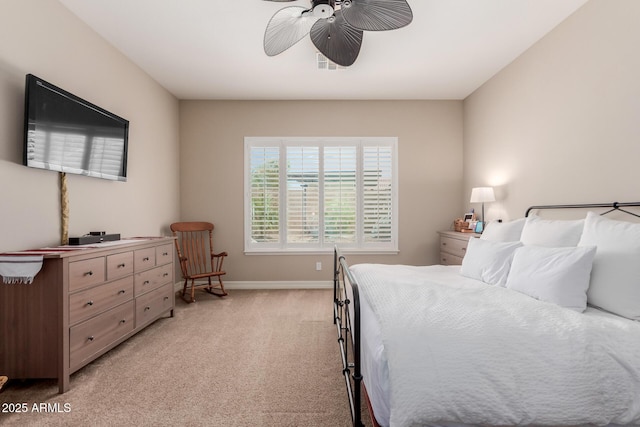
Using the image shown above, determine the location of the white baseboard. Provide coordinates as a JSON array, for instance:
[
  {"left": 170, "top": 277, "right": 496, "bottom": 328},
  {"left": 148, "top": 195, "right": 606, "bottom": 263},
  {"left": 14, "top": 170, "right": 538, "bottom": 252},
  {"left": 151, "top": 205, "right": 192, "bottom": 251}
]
[{"left": 174, "top": 280, "right": 332, "bottom": 292}]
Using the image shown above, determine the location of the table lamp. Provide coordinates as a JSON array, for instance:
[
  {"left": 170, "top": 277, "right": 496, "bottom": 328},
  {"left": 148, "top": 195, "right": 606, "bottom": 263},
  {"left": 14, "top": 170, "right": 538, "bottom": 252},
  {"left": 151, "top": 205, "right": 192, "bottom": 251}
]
[{"left": 470, "top": 187, "right": 495, "bottom": 232}]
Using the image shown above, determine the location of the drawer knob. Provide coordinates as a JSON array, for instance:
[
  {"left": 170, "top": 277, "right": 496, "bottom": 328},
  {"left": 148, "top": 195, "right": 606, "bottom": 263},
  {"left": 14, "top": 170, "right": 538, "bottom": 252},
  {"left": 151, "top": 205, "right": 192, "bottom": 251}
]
[
  {"left": 118, "top": 290, "right": 126, "bottom": 295},
  {"left": 164, "top": 296, "right": 169, "bottom": 301},
  {"left": 462, "top": 247, "right": 466, "bottom": 252},
  {"left": 144, "top": 306, "right": 150, "bottom": 311},
  {"left": 118, "top": 263, "right": 126, "bottom": 268},
  {"left": 163, "top": 273, "right": 169, "bottom": 277},
  {"left": 162, "top": 252, "right": 168, "bottom": 256},
  {"left": 88, "top": 336, "right": 95, "bottom": 342},
  {"left": 143, "top": 257, "right": 150, "bottom": 261},
  {"left": 86, "top": 300, "right": 94, "bottom": 306},
  {"left": 84, "top": 271, "right": 93, "bottom": 276},
  {"left": 120, "top": 319, "right": 126, "bottom": 324},
  {"left": 442, "top": 242, "right": 447, "bottom": 246},
  {"left": 143, "top": 280, "right": 150, "bottom": 285}
]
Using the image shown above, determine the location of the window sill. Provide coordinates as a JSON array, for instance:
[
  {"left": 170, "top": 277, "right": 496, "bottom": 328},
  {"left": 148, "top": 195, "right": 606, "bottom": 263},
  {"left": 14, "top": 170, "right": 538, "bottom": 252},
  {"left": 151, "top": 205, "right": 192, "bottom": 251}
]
[{"left": 244, "top": 248, "right": 399, "bottom": 256}]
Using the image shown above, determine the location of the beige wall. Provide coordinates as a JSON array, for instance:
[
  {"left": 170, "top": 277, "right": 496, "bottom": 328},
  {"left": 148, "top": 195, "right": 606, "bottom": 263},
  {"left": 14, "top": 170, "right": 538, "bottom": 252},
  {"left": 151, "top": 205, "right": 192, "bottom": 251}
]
[
  {"left": 463, "top": 0, "right": 640, "bottom": 221},
  {"left": 179, "top": 100, "right": 463, "bottom": 281},
  {"left": 0, "top": 0, "right": 180, "bottom": 252}
]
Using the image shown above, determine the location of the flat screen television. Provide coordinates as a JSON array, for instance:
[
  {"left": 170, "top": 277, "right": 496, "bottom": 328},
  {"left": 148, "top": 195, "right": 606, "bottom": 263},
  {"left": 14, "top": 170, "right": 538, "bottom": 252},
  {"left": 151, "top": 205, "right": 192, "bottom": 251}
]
[{"left": 23, "top": 74, "right": 129, "bottom": 181}]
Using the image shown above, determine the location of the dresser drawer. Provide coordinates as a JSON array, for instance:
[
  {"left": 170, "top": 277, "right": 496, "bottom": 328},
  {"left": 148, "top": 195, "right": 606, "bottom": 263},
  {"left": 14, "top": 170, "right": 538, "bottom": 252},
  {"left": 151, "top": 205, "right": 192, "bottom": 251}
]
[
  {"left": 440, "top": 252, "right": 464, "bottom": 266},
  {"left": 69, "top": 301, "right": 134, "bottom": 371},
  {"left": 136, "top": 283, "right": 173, "bottom": 328},
  {"left": 107, "top": 251, "right": 134, "bottom": 280},
  {"left": 69, "top": 257, "right": 106, "bottom": 292},
  {"left": 134, "top": 247, "right": 156, "bottom": 271},
  {"left": 155, "top": 244, "right": 173, "bottom": 266},
  {"left": 69, "top": 276, "right": 134, "bottom": 325},
  {"left": 440, "top": 236, "right": 471, "bottom": 258},
  {"left": 134, "top": 263, "right": 173, "bottom": 296}
]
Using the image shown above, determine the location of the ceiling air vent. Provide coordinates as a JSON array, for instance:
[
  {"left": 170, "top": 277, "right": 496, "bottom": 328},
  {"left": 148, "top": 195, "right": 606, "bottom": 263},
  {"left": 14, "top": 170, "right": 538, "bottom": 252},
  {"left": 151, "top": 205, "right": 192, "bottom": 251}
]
[{"left": 317, "top": 52, "right": 345, "bottom": 70}]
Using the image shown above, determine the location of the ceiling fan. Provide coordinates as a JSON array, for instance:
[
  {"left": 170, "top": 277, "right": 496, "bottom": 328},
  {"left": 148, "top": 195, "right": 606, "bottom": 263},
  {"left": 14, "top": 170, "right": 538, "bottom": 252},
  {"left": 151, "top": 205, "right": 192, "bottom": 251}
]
[{"left": 263, "top": 0, "right": 413, "bottom": 67}]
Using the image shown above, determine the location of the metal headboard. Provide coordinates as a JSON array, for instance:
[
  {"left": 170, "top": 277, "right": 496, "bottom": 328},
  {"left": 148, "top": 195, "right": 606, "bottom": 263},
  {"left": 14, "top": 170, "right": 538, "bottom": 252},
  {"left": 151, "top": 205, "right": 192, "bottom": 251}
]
[{"left": 525, "top": 202, "right": 640, "bottom": 218}]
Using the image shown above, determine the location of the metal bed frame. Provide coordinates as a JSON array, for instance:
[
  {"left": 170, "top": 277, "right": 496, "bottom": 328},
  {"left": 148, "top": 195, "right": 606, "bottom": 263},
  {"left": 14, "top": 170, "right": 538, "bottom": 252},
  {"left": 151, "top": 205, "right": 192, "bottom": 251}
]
[
  {"left": 525, "top": 201, "right": 640, "bottom": 218},
  {"left": 333, "top": 201, "right": 640, "bottom": 427},
  {"left": 333, "top": 246, "right": 363, "bottom": 426}
]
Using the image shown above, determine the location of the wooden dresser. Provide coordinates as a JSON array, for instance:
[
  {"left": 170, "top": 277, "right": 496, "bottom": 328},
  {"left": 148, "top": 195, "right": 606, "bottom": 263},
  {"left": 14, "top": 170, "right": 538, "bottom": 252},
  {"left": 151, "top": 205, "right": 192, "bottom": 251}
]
[
  {"left": 438, "top": 230, "right": 480, "bottom": 265},
  {"left": 0, "top": 237, "right": 175, "bottom": 393}
]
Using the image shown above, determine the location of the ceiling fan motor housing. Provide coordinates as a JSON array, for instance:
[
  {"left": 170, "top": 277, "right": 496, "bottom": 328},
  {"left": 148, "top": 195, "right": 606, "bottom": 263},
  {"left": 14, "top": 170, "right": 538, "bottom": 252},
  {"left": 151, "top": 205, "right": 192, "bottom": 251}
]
[{"left": 312, "top": 0, "right": 335, "bottom": 18}]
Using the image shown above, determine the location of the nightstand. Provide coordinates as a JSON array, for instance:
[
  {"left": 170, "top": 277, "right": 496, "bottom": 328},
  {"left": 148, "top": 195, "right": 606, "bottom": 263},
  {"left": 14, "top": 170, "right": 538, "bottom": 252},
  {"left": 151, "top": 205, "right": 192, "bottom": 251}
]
[{"left": 438, "top": 230, "right": 480, "bottom": 265}]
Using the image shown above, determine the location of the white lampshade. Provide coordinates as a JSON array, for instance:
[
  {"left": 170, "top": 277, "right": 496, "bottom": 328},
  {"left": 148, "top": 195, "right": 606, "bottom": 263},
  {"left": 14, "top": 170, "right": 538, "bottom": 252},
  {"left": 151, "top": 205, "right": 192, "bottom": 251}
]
[{"left": 470, "top": 187, "right": 495, "bottom": 203}]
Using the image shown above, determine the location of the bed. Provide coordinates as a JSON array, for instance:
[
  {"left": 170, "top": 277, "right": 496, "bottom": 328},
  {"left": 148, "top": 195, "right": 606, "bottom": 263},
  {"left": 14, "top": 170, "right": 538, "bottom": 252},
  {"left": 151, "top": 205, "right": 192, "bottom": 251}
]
[{"left": 333, "top": 202, "right": 640, "bottom": 427}]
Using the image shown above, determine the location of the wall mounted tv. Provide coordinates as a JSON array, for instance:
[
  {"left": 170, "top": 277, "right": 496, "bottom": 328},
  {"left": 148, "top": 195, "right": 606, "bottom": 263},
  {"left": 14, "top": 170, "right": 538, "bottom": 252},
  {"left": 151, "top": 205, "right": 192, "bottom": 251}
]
[{"left": 23, "top": 74, "right": 129, "bottom": 182}]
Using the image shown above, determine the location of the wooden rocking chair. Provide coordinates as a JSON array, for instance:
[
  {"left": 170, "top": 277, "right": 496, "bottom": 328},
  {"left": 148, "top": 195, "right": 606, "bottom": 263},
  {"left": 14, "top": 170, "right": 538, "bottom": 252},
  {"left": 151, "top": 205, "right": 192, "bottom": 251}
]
[{"left": 170, "top": 222, "right": 228, "bottom": 303}]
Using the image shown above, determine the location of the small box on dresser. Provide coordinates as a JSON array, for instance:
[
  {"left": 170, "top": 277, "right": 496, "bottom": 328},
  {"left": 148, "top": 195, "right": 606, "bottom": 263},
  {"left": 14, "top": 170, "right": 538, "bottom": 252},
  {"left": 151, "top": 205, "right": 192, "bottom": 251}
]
[
  {"left": 438, "top": 230, "right": 480, "bottom": 265},
  {"left": 0, "top": 237, "right": 175, "bottom": 393}
]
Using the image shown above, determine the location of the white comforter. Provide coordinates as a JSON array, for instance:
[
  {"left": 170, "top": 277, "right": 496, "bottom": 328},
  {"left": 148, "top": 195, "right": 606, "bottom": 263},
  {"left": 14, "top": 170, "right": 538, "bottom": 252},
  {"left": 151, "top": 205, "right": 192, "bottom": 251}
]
[{"left": 350, "top": 264, "right": 640, "bottom": 427}]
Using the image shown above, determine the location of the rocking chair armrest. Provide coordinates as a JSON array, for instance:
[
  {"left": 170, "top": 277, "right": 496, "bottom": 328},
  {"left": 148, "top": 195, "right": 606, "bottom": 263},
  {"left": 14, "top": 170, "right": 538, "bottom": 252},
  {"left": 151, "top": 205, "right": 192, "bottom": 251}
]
[{"left": 211, "top": 251, "right": 227, "bottom": 271}]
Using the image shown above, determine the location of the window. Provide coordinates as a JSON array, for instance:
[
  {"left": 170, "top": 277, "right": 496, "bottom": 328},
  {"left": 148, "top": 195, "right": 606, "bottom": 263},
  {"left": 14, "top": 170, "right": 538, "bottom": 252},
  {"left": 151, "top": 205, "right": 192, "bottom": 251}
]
[{"left": 245, "top": 137, "right": 398, "bottom": 253}]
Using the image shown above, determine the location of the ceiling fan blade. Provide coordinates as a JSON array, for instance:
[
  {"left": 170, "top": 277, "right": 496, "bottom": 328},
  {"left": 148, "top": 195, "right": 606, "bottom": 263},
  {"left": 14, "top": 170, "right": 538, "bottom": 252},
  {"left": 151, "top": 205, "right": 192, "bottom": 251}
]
[
  {"left": 342, "top": 0, "right": 413, "bottom": 31},
  {"left": 310, "top": 10, "right": 363, "bottom": 67},
  {"left": 264, "top": 6, "right": 318, "bottom": 56}
]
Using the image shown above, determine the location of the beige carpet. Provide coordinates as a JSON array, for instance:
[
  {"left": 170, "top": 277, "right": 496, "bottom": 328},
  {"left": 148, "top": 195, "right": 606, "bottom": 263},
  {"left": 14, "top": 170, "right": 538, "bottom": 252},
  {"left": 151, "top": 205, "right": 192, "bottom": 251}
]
[{"left": 0, "top": 289, "right": 357, "bottom": 426}]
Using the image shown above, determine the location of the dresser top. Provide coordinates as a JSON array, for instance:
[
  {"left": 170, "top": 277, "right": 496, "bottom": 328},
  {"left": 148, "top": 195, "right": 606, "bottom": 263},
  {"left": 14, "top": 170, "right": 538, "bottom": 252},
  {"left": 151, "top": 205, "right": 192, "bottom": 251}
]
[
  {"left": 2, "top": 237, "right": 175, "bottom": 259},
  {"left": 438, "top": 230, "right": 481, "bottom": 239}
]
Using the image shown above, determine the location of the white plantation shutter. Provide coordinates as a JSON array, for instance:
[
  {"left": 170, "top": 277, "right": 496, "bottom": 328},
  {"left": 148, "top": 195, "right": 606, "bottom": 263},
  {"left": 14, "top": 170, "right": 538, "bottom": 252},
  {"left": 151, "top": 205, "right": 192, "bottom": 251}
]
[
  {"left": 363, "top": 145, "right": 393, "bottom": 243},
  {"left": 324, "top": 146, "right": 357, "bottom": 243},
  {"left": 245, "top": 137, "right": 397, "bottom": 253},
  {"left": 249, "top": 145, "right": 280, "bottom": 245},
  {"left": 286, "top": 146, "right": 320, "bottom": 244}
]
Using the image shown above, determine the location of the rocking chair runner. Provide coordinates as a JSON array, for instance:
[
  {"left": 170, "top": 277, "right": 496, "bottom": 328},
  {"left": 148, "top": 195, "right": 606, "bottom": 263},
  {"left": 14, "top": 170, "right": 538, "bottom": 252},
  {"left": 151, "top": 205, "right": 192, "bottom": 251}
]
[{"left": 170, "top": 222, "right": 228, "bottom": 303}]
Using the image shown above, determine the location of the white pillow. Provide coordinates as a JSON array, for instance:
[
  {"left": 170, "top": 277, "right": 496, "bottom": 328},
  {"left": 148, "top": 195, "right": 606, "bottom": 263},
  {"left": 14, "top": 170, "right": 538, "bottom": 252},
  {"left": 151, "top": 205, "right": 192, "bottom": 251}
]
[
  {"left": 505, "top": 245, "right": 596, "bottom": 312},
  {"left": 480, "top": 218, "right": 526, "bottom": 242},
  {"left": 520, "top": 215, "right": 584, "bottom": 247},
  {"left": 578, "top": 212, "right": 640, "bottom": 320},
  {"left": 460, "top": 238, "right": 522, "bottom": 286}
]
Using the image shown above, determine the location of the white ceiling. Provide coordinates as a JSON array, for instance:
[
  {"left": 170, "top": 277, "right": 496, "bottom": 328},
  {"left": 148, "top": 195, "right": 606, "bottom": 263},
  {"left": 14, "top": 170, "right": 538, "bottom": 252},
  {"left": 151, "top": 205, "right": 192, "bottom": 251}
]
[{"left": 58, "top": 0, "right": 588, "bottom": 100}]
